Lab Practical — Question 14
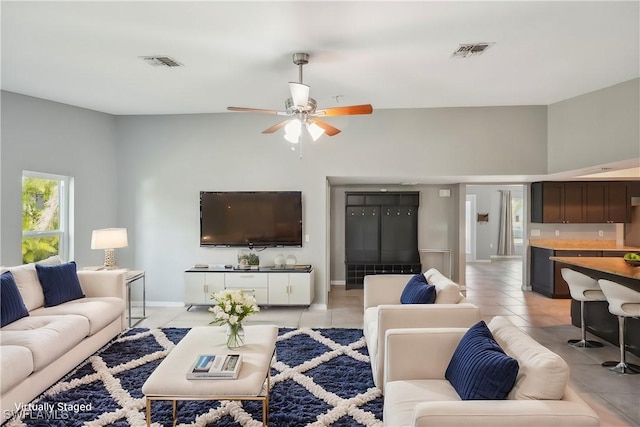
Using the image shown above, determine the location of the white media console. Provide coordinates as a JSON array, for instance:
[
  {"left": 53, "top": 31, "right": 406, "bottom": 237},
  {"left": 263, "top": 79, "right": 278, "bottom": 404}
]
[{"left": 184, "top": 266, "right": 314, "bottom": 308}]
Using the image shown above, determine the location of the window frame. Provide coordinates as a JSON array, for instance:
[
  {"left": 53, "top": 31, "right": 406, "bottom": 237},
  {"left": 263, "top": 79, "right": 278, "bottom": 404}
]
[{"left": 22, "top": 170, "right": 72, "bottom": 262}]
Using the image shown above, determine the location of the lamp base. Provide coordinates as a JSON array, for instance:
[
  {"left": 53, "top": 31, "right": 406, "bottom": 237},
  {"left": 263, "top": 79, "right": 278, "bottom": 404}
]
[{"left": 103, "top": 249, "right": 116, "bottom": 269}]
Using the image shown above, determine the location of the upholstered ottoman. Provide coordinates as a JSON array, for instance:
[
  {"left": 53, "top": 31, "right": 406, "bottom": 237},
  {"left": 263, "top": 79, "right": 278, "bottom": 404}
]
[{"left": 142, "top": 325, "right": 278, "bottom": 426}]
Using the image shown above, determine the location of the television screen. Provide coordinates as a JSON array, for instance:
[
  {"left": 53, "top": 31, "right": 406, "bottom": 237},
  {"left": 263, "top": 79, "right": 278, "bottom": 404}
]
[{"left": 200, "top": 191, "right": 303, "bottom": 247}]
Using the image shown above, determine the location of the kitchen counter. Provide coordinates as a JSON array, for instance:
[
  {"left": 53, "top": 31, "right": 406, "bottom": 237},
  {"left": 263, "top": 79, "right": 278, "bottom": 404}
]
[
  {"left": 550, "top": 256, "right": 640, "bottom": 280},
  {"left": 530, "top": 239, "right": 640, "bottom": 251}
]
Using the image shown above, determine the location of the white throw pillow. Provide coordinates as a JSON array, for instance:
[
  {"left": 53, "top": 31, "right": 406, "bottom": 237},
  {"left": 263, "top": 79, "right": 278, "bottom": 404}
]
[
  {"left": 9, "top": 255, "right": 62, "bottom": 311},
  {"left": 488, "top": 316, "right": 569, "bottom": 400}
]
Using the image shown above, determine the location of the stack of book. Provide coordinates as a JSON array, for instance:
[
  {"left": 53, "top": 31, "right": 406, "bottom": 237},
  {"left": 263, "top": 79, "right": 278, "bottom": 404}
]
[{"left": 187, "top": 354, "right": 242, "bottom": 380}]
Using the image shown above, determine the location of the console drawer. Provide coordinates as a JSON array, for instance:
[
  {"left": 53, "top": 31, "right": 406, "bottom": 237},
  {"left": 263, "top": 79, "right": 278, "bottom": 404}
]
[{"left": 224, "top": 273, "right": 268, "bottom": 288}]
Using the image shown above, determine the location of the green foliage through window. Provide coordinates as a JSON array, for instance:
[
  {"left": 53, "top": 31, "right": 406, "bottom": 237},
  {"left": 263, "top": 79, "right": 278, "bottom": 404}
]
[{"left": 22, "top": 176, "right": 61, "bottom": 263}]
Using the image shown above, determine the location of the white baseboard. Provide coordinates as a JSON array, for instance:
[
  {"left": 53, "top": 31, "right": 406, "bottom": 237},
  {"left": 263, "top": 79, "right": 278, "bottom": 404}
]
[
  {"left": 467, "top": 259, "right": 491, "bottom": 263},
  {"left": 310, "top": 303, "right": 328, "bottom": 311},
  {"left": 330, "top": 280, "right": 346, "bottom": 286},
  {"left": 490, "top": 255, "right": 522, "bottom": 260},
  {"left": 145, "top": 301, "right": 186, "bottom": 307}
]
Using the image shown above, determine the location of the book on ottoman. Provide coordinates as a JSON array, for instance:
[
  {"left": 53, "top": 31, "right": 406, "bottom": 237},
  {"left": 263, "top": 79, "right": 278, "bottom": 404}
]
[{"left": 187, "top": 354, "right": 242, "bottom": 379}]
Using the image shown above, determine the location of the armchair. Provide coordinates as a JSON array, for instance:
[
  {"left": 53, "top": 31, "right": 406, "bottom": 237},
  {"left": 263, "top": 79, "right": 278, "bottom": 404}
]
[{"left": 363, "top": 269, "right": 480, "bottom": 391}]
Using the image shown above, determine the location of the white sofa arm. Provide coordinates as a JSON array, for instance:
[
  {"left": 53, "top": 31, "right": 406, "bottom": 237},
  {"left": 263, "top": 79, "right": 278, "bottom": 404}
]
[
  {"left": 384, "top": 328, "right": 467, "bottom": 384},
  {"left": 364, "top": 274, "right": 412, "bottom": 309},
  {"left": 410, "top": 389, "right": 600, "bottom": 427},
  {"left": 77, "top": 270, "right": 126, "bottom": 300}
]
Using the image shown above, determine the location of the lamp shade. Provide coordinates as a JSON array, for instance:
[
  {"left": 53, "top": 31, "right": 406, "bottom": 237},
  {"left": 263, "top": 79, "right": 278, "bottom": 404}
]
[{"left": 91, "top": 228, "right": 128, "bottom": 250}]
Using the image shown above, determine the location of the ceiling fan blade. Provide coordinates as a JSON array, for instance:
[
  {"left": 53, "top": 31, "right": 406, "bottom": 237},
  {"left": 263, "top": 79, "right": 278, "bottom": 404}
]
[
  {"left": 289, "top": 82, "right": 310, "bottom": 108},
  {"left": 310, "top": 118, "right": 341, "bottom": 136},
  {"left": 315, "top": 104, "right": 373, "bottom": 117},
  {"left": 262, "top": 120, "right": 291, "bottom": 134},
  {"left": 227, "top": 106, "right": 283, "bottom": 115}
]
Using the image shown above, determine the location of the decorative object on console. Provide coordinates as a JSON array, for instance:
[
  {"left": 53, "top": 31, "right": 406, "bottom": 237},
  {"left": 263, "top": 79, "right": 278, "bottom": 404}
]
[
  {"left": 237, "top": 250, "right": 259, "bottom": 268},
  {"left": 285, "top": 255, "right": 297, "bottom": 266},
  {"left": 274, "top": 254, "right": 285, "bottom": 268},
  {"left": 91, "top": 228, "right": 128, "bottom": 269},
  {"left": 226, "top": 52, "right": 373, "bottom": 147},
  {"left": 208, "top": 290, "right": 259, "bottom": 348}
]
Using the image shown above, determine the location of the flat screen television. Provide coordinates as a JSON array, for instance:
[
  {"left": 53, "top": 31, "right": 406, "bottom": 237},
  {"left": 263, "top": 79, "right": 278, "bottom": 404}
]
[{"left": 200, "top": 191, "right": 303, "bottom": 248}]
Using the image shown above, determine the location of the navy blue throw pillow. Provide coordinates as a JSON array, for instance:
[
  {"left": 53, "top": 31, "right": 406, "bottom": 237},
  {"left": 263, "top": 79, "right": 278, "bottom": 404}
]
[
  {"left": 400, "top": 274, "right": 436, "bottom": 304},
  {"left": 1, "top": 271, "right": 29, "bottom": 327},
  {"left": 36, "top": 261, "right": 85, "bottom": 307},
  {"left": 445, "top": 320, "right": 519, "bottom": 400}
]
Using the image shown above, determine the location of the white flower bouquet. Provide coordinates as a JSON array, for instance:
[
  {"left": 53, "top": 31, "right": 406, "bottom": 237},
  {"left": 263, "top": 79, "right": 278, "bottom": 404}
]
[{"left": 208, "top": 289, "right": 260, "bottom": 326}]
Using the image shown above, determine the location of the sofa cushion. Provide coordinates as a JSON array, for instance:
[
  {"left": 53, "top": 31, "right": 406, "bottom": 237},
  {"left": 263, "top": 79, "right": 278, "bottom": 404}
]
[
  {"left": 384, "top": 379, "right": 461, "bottom": 427},
  {"left": 0, "top": 315, "right": 90, "bottom": 371},
  {"left": 7, "top": 255, "right": 62, "bottom": 311},
  {"left": 488, "top": 316, "right": 569, "bottom": 400},
  {"left": 445, "top": 320, "right": 519, "bottom": 400},
  {"left": 424, "top": 268, "right": 462, "bottom": 304},
  {"left": 30, "top": 296, "right": 125, "bottom": 335},
  {"left": 0, "top": 345, "right": 34, "bottom": 393},
  {"left": 36, "top": 261, "right": 85, "bottom": 307},
  {"left": 1, "top": 271, "right": 29, "bottom": 327},
  {"left": 401, "top": 274, "right": 436, "bottom": 304}
]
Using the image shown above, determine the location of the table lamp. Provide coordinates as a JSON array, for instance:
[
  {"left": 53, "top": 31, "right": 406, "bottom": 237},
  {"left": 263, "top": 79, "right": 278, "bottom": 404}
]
[{"left": 91, "top": 228, "right": 128, "bottom": 269}]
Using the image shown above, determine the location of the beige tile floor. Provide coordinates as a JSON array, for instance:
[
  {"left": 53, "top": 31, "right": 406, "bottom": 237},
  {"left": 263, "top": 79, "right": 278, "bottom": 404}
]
[{"left": 136, "top": 259, "right": 640, "bottom": 426}]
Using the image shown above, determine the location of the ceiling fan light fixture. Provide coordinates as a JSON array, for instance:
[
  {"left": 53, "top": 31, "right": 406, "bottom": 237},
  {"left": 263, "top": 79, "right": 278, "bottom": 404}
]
[
  {"left": 307, "top": 122, "right": 325, "bottom": 141},
  {"left": 284, "top": 132, "right": 300, "bottom": 144},
  {"left": 289, "top": 82, "right": 310, "bottom": 108},
  {"left": 284, "top": 119, "right": 302, "bottom": 143}
]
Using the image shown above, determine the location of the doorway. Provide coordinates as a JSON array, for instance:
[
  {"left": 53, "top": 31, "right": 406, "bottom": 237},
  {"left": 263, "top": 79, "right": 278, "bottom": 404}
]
[{"left": 464, "top": 185, "right": 526, "bottom": 289}]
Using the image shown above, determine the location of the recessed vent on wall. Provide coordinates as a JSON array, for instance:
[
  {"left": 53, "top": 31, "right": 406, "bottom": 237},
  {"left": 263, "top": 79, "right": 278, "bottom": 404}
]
[
  {"left": 451, "top": 42, "right": 494, "bottom": 58},
  {"left": 140, "top": 56, "right": 183, "bottom": 67}
]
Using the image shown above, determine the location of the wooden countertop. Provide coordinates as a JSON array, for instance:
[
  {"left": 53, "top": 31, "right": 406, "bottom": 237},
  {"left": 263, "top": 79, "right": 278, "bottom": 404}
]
[
  {"left": 550, "top": 256, "right": 640, "bottom": 280},
  {"left": 530, "top": 239, "right": 640, "bottom": 251}
]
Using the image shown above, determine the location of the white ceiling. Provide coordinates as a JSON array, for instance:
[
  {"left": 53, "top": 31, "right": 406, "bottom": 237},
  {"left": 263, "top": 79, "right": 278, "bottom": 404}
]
[
  {"left": 2, "top": 1, "right": 639, "bottom": 117},
  {"left": 2, "top": 1, "right": 639, "bottom": 184}
]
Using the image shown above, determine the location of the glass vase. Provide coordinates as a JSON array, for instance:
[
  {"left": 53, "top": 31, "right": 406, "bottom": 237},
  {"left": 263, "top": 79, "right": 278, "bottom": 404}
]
[{"left": 226, "top": 323, "right": 245, "bottom": 349}]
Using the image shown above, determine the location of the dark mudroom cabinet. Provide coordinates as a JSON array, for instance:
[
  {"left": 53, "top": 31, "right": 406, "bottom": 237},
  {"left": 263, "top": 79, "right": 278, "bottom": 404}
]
[{"left": 345, "top": 192, "right": 420, "bottom": 289}]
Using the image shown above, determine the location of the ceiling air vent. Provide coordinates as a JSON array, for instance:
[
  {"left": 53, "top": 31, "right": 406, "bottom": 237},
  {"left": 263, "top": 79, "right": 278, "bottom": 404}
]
[
  {"left": 451, "top": 43, "right": 494, "bottom": 58},
  {"left": 140, "top": 56, "right": 182, "bottom": 67}
]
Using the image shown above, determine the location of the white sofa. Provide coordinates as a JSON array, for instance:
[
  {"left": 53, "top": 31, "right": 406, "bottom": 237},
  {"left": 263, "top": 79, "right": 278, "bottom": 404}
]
[
  {"left": 363, "top": 268, "right": 481, "bottom": 391},
  {"left": 1, "top": 257, "right": 126, "bottom": 423},
  {"left": 383, "top": 316, "right": 600, "bottom": 427}
]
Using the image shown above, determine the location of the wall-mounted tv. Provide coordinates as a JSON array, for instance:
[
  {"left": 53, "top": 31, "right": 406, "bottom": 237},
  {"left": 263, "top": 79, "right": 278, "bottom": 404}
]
[{"left": 200, "top": 191, "right": 303, "bottom": 248}]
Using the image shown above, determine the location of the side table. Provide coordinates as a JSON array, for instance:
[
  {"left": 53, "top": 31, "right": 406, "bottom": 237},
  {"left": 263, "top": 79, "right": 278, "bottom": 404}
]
[{"left": 126, "top": 270, "right": 146, "bottom": 327}]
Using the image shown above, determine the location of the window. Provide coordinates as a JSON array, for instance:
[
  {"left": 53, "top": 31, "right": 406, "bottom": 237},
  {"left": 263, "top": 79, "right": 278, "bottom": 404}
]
[{"left": 22, "top": 171, "right": 72, "bottom": 263}]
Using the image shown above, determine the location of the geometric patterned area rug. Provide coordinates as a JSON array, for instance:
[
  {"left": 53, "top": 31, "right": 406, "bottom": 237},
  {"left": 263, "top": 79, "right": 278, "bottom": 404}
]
[{"left": 5, "top": 328, "right": 383, "bottom": 426}]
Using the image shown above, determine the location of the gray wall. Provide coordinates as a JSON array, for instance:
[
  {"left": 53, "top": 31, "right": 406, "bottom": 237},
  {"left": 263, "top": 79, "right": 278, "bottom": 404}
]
[
  {"left": 548, "top": 78, "right": 640, "bottom": 173},
  {"left": 330, "top": 184, "right": 459, "bottom": 282},
  {"left": 2, "top": 78, "right": 637, "bottom": 305},
  {"left": 0, "top": 91, "right": 119, "bottom": 266},
  {"left": 114, "top": 106, "right": 546, "bottom": 305}
]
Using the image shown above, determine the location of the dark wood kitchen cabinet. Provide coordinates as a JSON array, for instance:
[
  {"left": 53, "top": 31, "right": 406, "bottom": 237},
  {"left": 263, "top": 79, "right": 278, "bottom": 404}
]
[
  {"left": 532, "top": 181, "right": 634, "bottom": 224},
  {"left": 586, "top": 181, "right": 630, "bottom": 223},
  {"left": 531, "top": 182, "right": 586, "bottom": 223},
  {"left": 531, "top": 247, "right": 604, "bottom": 298}
]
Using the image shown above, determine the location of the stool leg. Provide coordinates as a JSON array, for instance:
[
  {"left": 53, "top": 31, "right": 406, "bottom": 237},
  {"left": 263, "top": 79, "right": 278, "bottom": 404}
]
[
  {"left": 569, "top": 300, "right": 603, "bottom": 348},
  {"left": 602, "top": 316, "right": 640, "bottom": 374}
]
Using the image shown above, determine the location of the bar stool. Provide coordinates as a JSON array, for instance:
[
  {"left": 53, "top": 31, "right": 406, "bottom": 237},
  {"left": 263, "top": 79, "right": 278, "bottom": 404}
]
[
  {"left": 561, "top": 268, "right": 605, "bottom": 348},
  {"left": 598, "top": 279, "right": 640, "bottom": 374}
]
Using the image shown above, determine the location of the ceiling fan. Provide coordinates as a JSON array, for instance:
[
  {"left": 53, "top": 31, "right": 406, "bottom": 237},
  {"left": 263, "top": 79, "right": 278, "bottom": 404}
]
[{"left": 227, "top": 53, "right": 373, "bottom": 143}]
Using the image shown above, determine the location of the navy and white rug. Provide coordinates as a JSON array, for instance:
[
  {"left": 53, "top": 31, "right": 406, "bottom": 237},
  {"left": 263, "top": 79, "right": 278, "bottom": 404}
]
[{"left": 5, "top": 328, "right": 383, "bottom": 426}]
